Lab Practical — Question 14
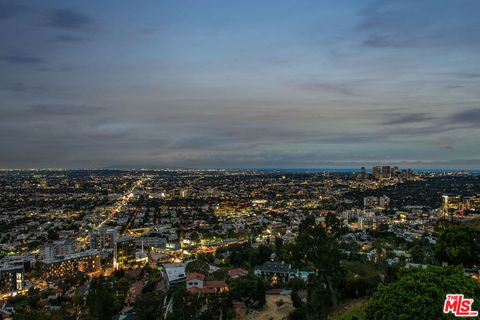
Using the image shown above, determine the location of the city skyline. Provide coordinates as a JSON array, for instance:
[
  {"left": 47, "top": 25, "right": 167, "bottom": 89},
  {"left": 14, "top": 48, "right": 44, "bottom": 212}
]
[{"left": 1, "top": 0, "right": 480, "bottom": 169}]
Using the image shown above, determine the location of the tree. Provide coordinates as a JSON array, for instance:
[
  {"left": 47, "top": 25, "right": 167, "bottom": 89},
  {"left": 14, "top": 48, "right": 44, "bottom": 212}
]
[
  {"left": 197, "top": 252, "right": 215, "bottom": 264},
  {"left": 287, "top": 277, "right": 306, "bottom": 291},
  {"left": 435, "top": 225, "right": 480, "bottom": 267},
  {"left": 211, "top": 268, "right": 229, "bottom": 280},
  {"left": 113, "top": 277, "right": 130, "bottom": 312},
  {"left": 366, "top": 266, "right": 480, "bottom": 320},
  {"left": 115, "top": 277, "right": 130, "bottom": 295},
  {"left": 202, "top": 292, "right": 232, "bottom": 319},
  {"left": 86, "top": 278, "right": 114, "bottom": 320},
  {"left": 290, "top": 214, "right": 346, "bottom": 318},
  {"left": 134, "top": 292, "right": 165, "bottom": 320},
  {"left": 288, "top": 307, "right": 307, "bottom": 320},
  {"left": 229, "top": 244, "right": 254, "bottom": 268},
  {"left": 166, "top": 286, "right": 203, "bottom": 320},
  {"left": 275, "top": 237, "right": 284, "bottom": 258},
  {"left": 342, "top": 261, "right": 381, "bottom": 298},
  {"left": 253, "top": 244, "right": 273, "bottom": 266},
  {"left": 409, "top": 238, "right": 435, "bottom": 264},
  {"left": 185, "top": 259, "right": 209, "bottom": 275},
  {"left": 229, "top": 276, "right": 266, "bottom": 309},
  {"left": 190, "top": 231, "right": 200, "bottom": 243},
  {"left": 255, "top": 277, "right": 266, "bottom": 308},
  {"left": 304, "top": 279, "right": 334, "bottom": 319},
  {"left": 228, "top": 243, "right": 272, "bottom": 268},
  {"left": 47, "top": 229, "right": 59, "bottom": 240},
  {"left": 14, "top": 310, "right": 51, "bottom": 320},
  {"left": 290, "top": 290, "right": 303, "bottom": 308}
]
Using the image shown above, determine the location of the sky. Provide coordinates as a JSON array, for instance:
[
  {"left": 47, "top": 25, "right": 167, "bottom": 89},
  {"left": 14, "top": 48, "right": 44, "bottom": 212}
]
[{"left": 1, "top": 0, "right": 479, "bottom": 169}]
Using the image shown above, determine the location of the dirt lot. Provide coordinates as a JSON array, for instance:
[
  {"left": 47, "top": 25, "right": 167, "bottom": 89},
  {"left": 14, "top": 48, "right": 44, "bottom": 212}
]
[{"left": 245, "top": 294, "right": 294, "bottom": 320}]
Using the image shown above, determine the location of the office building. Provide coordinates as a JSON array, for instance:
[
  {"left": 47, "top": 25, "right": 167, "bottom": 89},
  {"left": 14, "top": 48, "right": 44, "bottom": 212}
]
[
  {"left": 40, "top": 250, "right": 101, "bottom": 280},
  {"left": 0, "top": 265, "right": 24, "bottom": 293},
  {"left": 382, "top": 166, "right": 391, "bottom": 179},
  {"left": 360, "top": 167, "right": 366, "bottom": 179},
  {"left": 114, "top": 237, "right": 136, "bottom": 269},
  {"left": 372, "top": 166, "right": 382, "bottom": 179},
  {"left": 90, "top": 228, "right": 118, "bottom": 250}
]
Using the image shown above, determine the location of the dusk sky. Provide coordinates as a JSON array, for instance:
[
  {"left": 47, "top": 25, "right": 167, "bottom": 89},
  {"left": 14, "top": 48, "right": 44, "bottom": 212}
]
[{"left": 1, "top": 0, "right": 479, "bottom": 169}]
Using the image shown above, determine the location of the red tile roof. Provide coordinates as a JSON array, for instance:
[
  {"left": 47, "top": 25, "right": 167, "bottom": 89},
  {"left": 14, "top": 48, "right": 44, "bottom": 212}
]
[
  {"left": 229, "top": 268, "right": 247, "bottom": 277},
  {"left": 205, "top": 280, "right": 227, "bottom": 289},
  {"left": 187, "top": 286, "right": 216, "bottom": 294},
  {"left": 186, "top": 272, "right": 205, "bottom": 281}
]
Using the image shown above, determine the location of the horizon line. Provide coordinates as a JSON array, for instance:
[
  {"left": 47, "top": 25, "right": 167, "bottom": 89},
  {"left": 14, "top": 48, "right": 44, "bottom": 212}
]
[{"left": 0, "top": 167, "right": 479, "bottom": 172}]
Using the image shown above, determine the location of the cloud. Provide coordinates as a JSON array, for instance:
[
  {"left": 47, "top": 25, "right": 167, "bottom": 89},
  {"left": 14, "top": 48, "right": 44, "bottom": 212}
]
[
  {"left": 381, "top": 108, "right": 480, "bottom": 138},
  {"left": 0, "top": 52, "right": 45, "bottom": 64},
  {"left": 0, "top": 82, "right": 46, "bottom": 94},
  {"left": 0, "top": 1, "right": 27, "bottom": 20},
  {"left": 137, "top": 27, "right": 159, "bottom": 35},
  {"left": 363, "top": 35, "right": 390, "bottom": 48},
  {"left": 357, "top": 0, "right": 480, "bottom": 50},
  {"left": 30, "top": 104, "right": 104, "bottom": 116},
  {"left": 54, "top": 35, "right": 85, "bottom": 43},
  {"left": 47, "top": 9, "right": 93, "bottom": 29},
  {"left": 363, "top": 34, "right": 431, "bottom": 48},
  {"left": 382, "top": 113, "right": 434, "bottom": 125},
  {"left": 447, "top": 72, "right": 480, "bottom": 79},
  {"left": 449, "top": 109, "right": 480, "bottom": 125},
  {"left": 289, "top": 80, "right": 358, "bottom": 96},
  {"left": 0, "top": 1, "right": 480, "bottom": 169}
]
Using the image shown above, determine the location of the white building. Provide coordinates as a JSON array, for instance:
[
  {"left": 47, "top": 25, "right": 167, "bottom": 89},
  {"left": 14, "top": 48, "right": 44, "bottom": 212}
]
[{"left": 40, "top": 239, "right": 77, "bottom": 261}]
